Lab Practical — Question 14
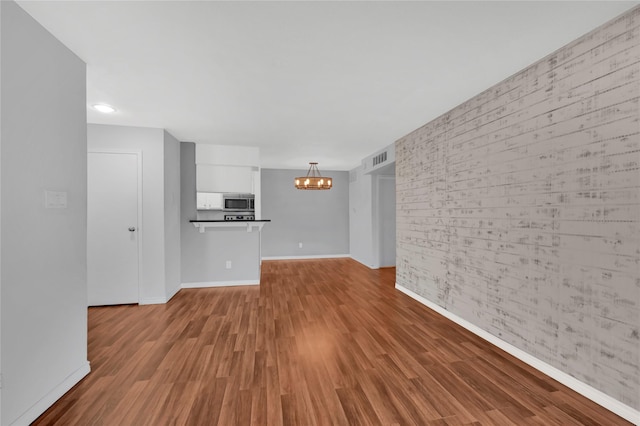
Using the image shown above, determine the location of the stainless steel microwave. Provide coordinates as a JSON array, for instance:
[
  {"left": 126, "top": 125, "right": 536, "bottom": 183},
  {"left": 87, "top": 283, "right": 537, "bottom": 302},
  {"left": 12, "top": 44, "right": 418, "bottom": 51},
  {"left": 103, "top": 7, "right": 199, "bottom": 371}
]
[{"left": 223, "top": 193, "right": 254, "bottom": 212}]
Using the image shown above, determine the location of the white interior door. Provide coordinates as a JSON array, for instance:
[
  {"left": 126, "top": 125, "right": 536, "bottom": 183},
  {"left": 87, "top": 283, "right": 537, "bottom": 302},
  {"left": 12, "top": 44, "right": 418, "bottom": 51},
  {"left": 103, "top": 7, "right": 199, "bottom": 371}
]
[{"left": 87, "top": 152, "right": 140, "bottom": 306}]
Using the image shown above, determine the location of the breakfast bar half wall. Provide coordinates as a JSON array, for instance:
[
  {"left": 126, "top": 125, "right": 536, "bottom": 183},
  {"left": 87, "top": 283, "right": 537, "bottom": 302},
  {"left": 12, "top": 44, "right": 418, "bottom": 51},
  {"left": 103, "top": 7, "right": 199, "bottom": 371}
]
[{"left": 181, "top": 220, "right": 270, "bottom": 288}]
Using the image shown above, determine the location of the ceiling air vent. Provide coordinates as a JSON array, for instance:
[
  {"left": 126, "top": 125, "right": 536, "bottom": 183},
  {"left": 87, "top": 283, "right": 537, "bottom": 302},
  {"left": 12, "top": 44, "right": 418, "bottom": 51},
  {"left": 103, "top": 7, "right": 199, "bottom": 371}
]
[{"left": 373, "top": 151, "right": 387, "bottom": 167}]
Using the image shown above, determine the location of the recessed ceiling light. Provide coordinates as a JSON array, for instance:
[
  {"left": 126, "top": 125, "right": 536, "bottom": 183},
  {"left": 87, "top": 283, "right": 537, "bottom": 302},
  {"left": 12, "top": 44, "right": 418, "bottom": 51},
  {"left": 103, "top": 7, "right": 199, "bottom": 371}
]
[{"left": 93, "top": 104, "right": 116, "bottom": 113}]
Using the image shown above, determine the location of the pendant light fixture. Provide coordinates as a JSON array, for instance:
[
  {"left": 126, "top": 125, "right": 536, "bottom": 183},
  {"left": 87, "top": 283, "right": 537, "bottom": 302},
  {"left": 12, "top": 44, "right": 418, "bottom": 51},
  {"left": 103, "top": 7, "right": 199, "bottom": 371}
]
[{"left": 294, "top": 162, "right": 332, "bottom": 190}]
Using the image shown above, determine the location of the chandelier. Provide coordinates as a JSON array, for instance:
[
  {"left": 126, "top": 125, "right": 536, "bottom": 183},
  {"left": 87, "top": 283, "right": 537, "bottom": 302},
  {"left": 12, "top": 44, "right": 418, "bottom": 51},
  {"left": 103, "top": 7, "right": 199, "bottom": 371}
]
[{"left": 294, "top": 162, "right": 332, "bottom": 190}]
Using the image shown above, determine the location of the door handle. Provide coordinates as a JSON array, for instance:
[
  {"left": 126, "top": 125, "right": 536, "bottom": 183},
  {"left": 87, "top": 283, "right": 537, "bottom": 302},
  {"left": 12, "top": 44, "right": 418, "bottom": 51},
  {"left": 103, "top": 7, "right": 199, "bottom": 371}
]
[{"left": 128, "top": 227, "right": 136, "bottom": 232}]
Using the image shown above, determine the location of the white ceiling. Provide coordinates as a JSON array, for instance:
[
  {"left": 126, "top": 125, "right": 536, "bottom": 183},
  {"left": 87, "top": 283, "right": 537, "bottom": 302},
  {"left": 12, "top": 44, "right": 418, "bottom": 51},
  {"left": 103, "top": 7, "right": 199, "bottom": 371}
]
[{"left": 17, "top": 1, "right": 637, "bottom": 170}]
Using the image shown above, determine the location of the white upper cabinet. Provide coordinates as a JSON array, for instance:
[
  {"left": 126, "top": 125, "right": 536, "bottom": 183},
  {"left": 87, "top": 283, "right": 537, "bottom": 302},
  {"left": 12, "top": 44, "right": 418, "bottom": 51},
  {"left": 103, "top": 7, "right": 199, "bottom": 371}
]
[
  {"left": 196, "top": 164, "right": 255, "bottom": 193},
  {"left": 195, "top": 144, "right": 260, "bottom": 193},
  {"left": 196, "top": 191, "right": 223, "bottom": 210}
]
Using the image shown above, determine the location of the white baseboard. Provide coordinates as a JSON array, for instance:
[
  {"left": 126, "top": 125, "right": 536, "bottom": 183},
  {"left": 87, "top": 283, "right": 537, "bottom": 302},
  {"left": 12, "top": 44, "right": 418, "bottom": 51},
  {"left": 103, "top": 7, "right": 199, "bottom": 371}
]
[
  {"left": 165, "top": 284, "right": 181, "bottom": 303},
  {"left": 14, "top": 361, "right": 91, "bottom": 426},
  {"left": 136, "top": 284, "right": 183, "bottom": 305},
  {"left": 181, "top": 280, "right": 259, "bottom": 289},
  {"left": 349, "top": 256, "right": 377, "bottom": 269},
  {"left": 262, "top": 254, "right": 350, "bottom": 261},
  {"left": 395, "top": 284, "right": 640, "bottom": 425},
  {"left": 139, "top": 297, "right": 168, "bottom": 305}
]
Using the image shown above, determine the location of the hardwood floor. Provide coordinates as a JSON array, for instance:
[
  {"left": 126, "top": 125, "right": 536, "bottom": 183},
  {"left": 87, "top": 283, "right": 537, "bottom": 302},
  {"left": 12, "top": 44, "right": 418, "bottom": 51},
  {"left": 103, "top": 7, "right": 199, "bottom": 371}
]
[{"left": 34, "top": 258, "right": 631, "bottom": 425}]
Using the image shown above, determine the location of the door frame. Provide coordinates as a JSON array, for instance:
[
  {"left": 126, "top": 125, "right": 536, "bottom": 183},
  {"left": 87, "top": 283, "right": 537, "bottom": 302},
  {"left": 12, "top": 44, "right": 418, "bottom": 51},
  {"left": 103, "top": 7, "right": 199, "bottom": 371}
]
[
  {"left": 372, "top": 174, "right": 396, "bottom": 269},
  {"left": 88, "top": 149, "right": 143, "bottom": 304}
]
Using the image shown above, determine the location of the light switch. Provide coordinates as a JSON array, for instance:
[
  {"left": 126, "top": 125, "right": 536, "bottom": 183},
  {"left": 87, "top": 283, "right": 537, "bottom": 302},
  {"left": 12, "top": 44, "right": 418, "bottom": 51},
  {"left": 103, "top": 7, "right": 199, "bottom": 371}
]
[{"left": 45, "top": 190, "right": 68, "bottom": 209}]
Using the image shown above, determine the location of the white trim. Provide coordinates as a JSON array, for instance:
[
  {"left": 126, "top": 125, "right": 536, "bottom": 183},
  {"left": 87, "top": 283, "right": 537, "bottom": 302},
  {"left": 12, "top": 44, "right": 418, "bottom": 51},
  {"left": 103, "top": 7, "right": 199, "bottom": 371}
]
[
  {"left": 262, "top": 254, "right": 350, "bottom": 261},
  {"left": 181, "top": 280, "right": 259, "bottom": 289},
  {"left": 165, "top": 285, "right": 181, "bottom": 303},
  {"left": 192, "top": 221, "right": 267, "bottom": 233},
  {"left": 395, "top": 284, "right": 640, "bottom": 425},
  {"left": 373, "top": 174, "right": 396, "bottom": 269},
  {"left": 371, "top": 174, "right": 381, "bottom": 269},
  {"left": 349, "top": 255, "right": 380, "bottom": 269},
  {"left": 139, "top": 297, "right": 167, "bottom": 305},
  {"left": 13, "top": 361, "right": 90, "bottom": 426}
]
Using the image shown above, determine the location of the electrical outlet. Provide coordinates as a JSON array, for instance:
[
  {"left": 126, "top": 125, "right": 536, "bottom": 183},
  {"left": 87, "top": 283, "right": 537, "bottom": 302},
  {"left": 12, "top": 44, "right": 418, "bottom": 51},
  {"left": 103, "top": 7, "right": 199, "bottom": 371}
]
[
  {"left": 225, "top": 260, "right": 232, "bottom": 269},
  {"left": 298, "top": 242, "right": 303, "bottom": 248}
]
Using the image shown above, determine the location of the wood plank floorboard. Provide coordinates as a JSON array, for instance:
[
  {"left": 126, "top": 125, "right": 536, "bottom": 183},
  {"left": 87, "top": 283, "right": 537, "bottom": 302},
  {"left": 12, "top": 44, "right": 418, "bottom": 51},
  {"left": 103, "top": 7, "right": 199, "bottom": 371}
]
[{"left": 33, "top": 258, "right": 632, "bottom": 425}]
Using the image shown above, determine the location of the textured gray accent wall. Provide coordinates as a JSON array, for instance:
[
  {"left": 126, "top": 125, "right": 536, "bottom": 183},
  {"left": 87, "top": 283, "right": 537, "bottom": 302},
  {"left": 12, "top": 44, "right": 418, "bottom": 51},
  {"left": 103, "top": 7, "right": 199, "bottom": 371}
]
[
  {"left": 396, "top": 8, "right": 639, "bottom": 410},
  {"left": 261, "top": 168, "right": 349, "bottom": 257}
]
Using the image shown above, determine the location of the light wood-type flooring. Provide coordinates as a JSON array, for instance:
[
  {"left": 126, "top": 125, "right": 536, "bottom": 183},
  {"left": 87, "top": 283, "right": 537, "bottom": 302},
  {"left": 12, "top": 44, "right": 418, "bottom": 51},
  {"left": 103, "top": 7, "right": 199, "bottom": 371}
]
[{"left": 34, "top": 258, "right": 631, "bottom": 425}]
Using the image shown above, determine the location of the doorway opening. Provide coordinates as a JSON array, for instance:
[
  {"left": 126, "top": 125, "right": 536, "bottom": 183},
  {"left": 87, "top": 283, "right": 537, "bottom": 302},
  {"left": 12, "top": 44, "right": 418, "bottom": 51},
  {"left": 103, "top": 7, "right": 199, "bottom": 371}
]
[{"left": 372, "top": 162, "right": 396, "bottom": 270}]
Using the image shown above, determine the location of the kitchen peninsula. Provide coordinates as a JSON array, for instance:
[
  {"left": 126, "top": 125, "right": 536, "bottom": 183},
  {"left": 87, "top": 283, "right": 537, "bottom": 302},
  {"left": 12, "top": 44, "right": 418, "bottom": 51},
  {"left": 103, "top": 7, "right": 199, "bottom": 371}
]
[{"left": 181, "top": 142, "right": 267, "bottom": 289}]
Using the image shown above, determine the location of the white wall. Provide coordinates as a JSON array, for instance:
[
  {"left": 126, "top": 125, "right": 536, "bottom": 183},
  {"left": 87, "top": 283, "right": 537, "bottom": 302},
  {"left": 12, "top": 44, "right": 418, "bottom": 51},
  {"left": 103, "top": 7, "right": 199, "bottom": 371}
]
[
  {"left": 350, "top": 144, "right": 396, "bottom": 269},
  {"left": 349, "top": 166, "right": 374, "bottom": 267},
  {"left": 376, "top": 175, "right": 396, "bottom": 267},
  {"left": 1, "top": 2, "right": 4, "bottom": 421},
  {"left": 261, "top": 168, "right": 350, "bottom": 258},
  {"left": 87, "top": 124, "right": 179, "bottom": 304},
  {"left": 1, "top": 2, "right": 89, "bottom": 424},
  {"left": 164, "top": 131, "right": 181, "bottom": 300},
  {"left": 195, "top": 144, "right": 260, "bottom": 167},
  {"left": 349, "top": 167, "right": 377, "bottom": 268}
]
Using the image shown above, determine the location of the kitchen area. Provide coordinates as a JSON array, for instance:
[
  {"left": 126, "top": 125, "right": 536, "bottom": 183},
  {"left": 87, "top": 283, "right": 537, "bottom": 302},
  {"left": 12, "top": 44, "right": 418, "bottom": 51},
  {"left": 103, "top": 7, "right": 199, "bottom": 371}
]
[{"left": 181, "top": 143, "right": 269, "bottom": 288}]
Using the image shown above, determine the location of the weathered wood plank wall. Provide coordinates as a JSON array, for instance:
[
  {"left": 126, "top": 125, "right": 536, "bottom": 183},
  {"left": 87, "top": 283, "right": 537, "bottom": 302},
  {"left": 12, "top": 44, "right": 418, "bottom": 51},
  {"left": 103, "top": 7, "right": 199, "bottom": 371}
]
[{"left": 396, "top": 7, "right": 640, "bottom": 410}]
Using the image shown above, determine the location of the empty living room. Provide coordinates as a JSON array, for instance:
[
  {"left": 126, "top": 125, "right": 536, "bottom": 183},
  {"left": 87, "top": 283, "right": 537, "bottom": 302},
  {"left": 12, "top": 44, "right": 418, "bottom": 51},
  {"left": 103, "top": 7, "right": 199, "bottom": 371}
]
[{"left": 1, "top": 1, "right": 638, "bottom": 425}]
